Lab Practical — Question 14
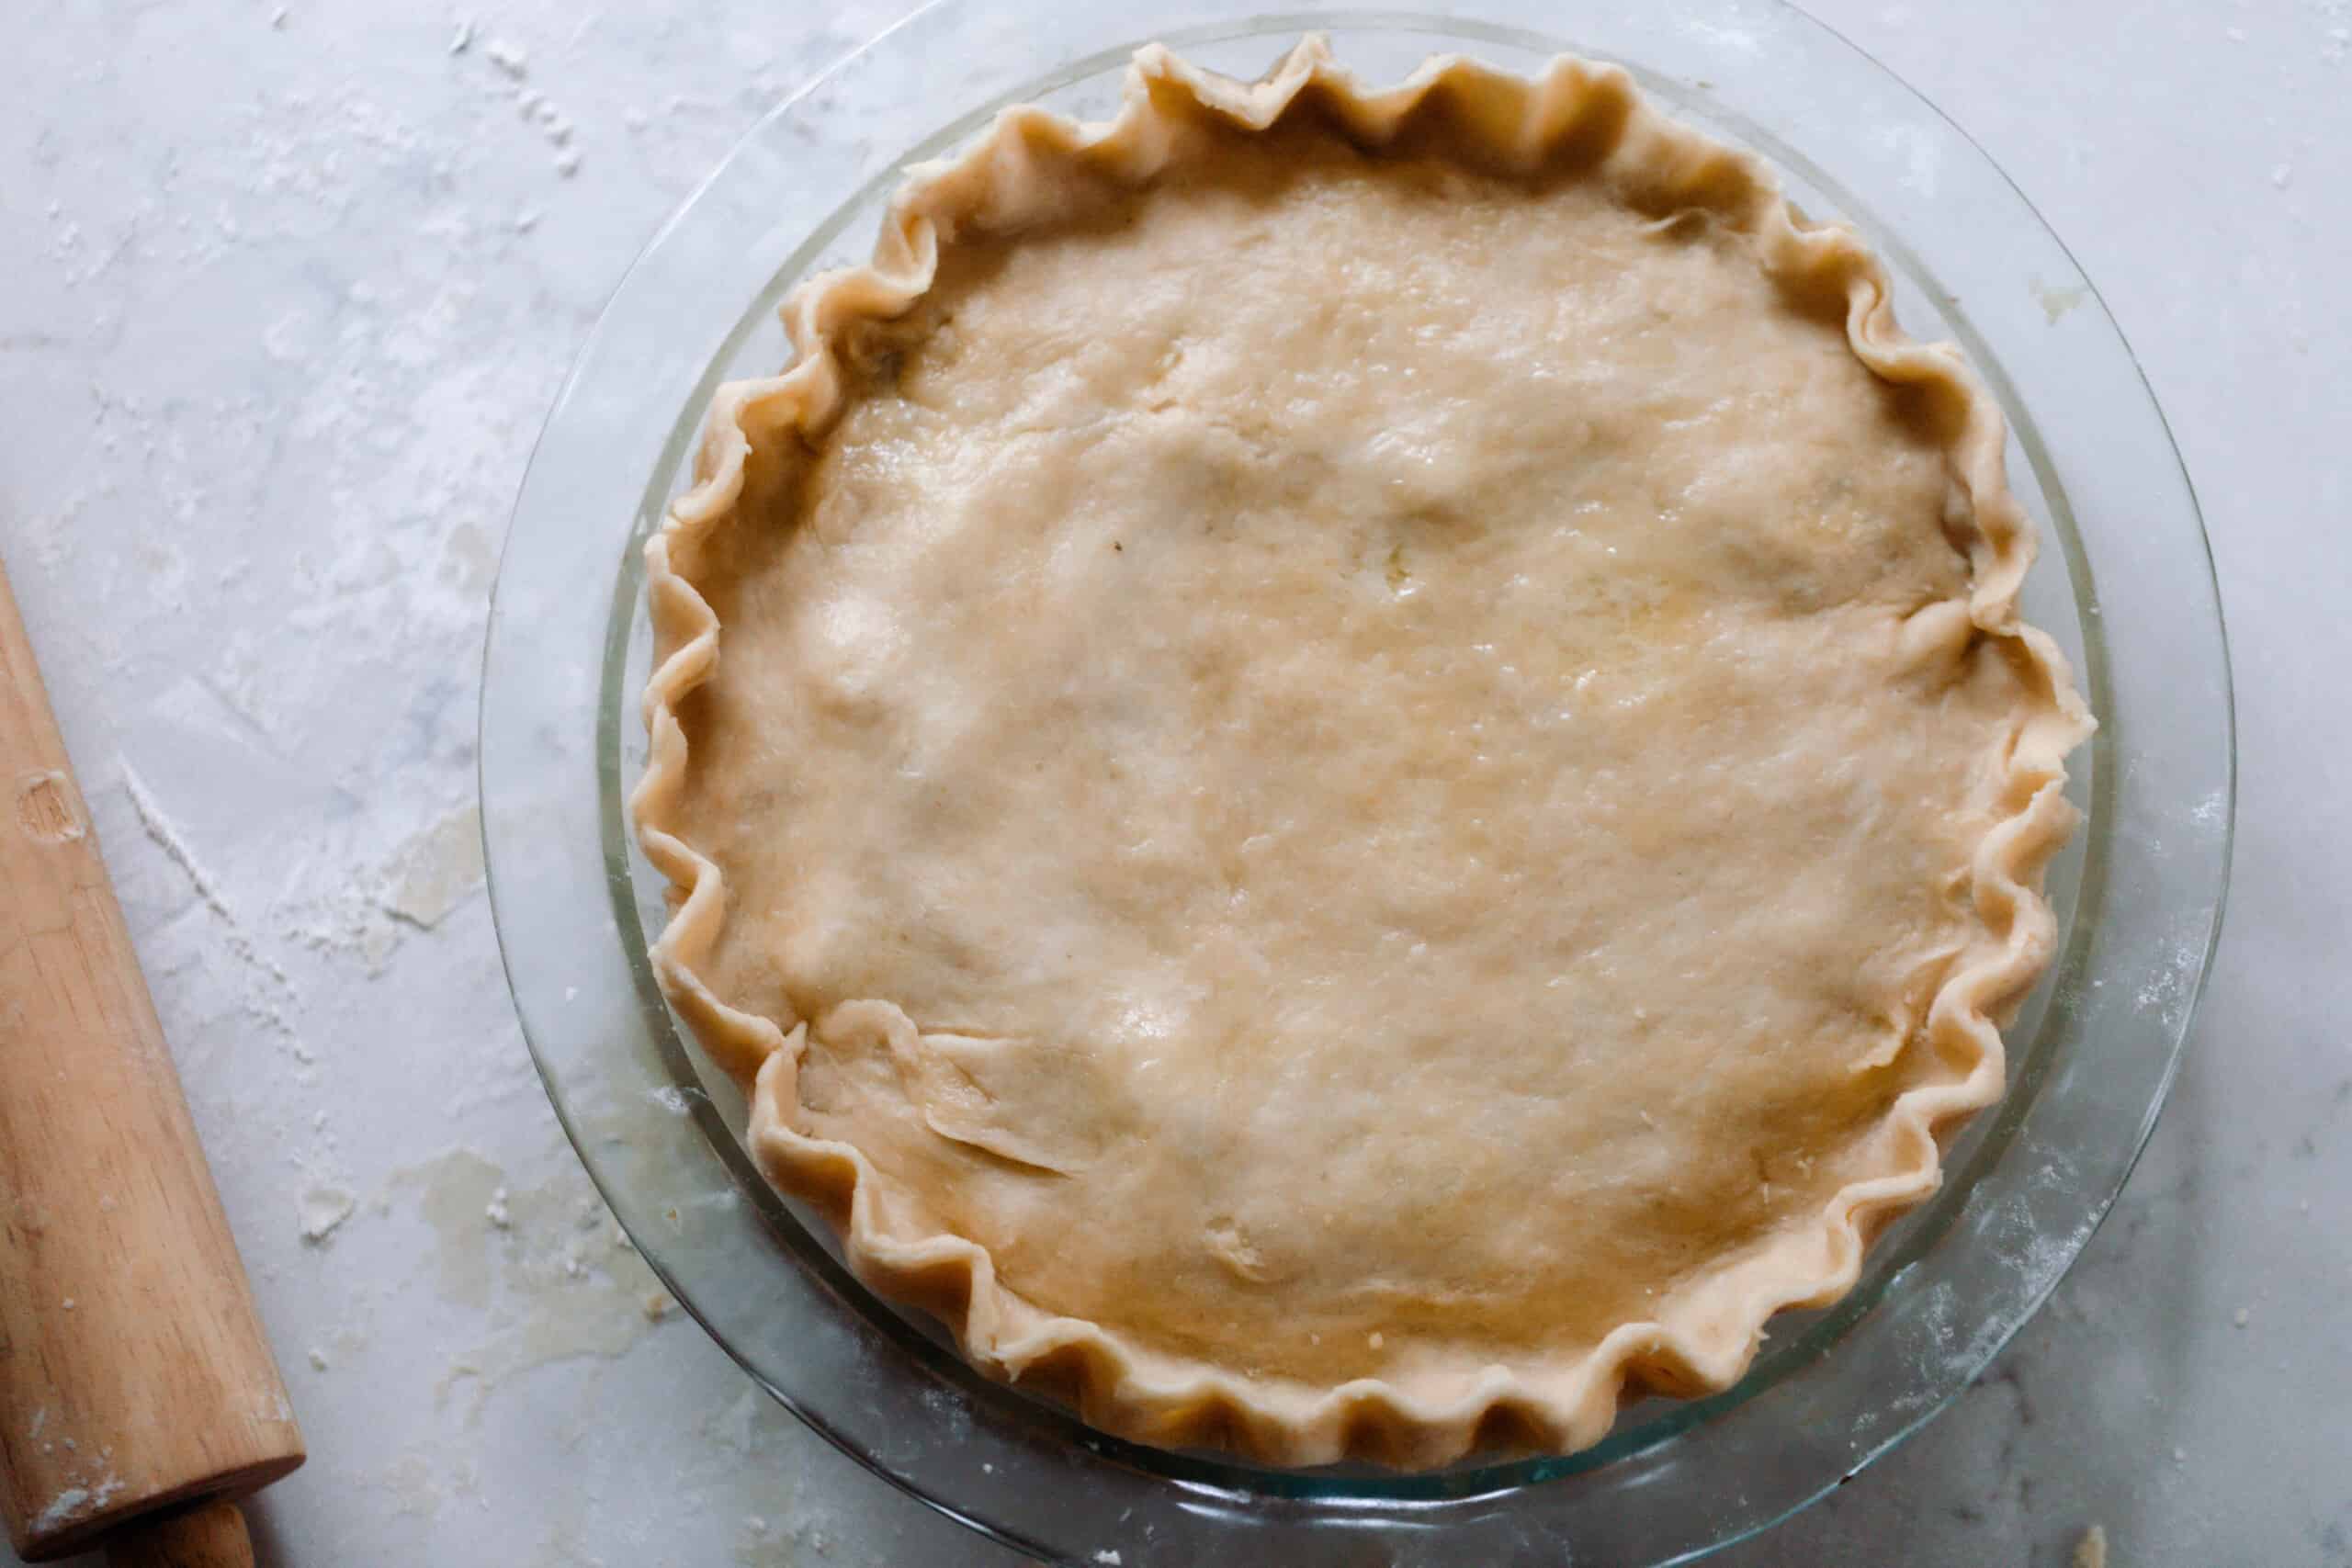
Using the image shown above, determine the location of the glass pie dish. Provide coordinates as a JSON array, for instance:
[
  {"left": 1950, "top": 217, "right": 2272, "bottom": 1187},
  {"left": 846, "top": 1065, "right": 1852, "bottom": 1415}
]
[{"left": 481, "top": 2, "right": 2234, "bottom": 1562}]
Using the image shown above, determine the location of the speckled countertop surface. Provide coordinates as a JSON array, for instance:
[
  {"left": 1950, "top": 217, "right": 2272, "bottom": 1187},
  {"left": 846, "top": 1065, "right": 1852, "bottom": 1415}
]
[{"left": 4, "top": 2, "right": 2346, "bottom": 1563}]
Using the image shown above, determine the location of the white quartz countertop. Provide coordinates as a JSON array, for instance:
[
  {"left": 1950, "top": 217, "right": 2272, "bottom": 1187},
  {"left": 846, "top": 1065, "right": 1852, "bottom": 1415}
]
[{"left": 5, "top": 2, "right": 2346, "bottom": 1563}]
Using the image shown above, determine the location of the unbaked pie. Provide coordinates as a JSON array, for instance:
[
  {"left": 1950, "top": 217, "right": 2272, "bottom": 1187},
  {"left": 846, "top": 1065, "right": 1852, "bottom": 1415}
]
[{"left": 633, "top": 39, "right": 2092, "bottom": 1468}]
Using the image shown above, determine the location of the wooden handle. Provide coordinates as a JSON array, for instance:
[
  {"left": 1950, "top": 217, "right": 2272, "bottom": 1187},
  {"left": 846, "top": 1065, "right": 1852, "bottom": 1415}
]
[
  {"left": 102, "top": 1500, "right": 254, "bottom": 1568},
  {"left": 0, "top": 558, "right": 303, "bottom": 1562}
]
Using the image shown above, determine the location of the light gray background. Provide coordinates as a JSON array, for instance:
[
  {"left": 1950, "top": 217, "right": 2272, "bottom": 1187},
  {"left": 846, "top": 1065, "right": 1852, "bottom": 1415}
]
[{"left": 4, "top": 2, "right": 2343, "bottom": 1563}]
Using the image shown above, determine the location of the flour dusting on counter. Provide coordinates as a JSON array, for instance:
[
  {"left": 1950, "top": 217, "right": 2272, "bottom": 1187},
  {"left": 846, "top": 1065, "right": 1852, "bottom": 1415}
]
[{"left": 120, "top": 759, "right": 232, "bottom": 924}]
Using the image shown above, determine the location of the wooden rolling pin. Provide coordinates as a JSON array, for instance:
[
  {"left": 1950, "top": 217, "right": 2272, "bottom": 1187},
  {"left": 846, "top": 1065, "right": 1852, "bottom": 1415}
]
[{"left": 0, "top": 557, "right": 304, "bottom": 1564}]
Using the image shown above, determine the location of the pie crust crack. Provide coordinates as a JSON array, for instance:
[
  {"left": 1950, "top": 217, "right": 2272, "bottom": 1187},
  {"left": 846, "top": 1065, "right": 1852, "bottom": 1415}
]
[{"left": 632, "top": 38, "right": 2095, "bottom": 1468}]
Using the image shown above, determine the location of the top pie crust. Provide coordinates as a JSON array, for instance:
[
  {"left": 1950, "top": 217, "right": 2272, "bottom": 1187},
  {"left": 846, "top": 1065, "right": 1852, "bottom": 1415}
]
[{"left": 633, "top": 39, "right": 2094, "bottom": 1468}]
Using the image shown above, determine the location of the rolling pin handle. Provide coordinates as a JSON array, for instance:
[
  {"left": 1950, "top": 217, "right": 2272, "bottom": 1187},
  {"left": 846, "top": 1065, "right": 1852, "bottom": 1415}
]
[{"left": 100, "top": 1499, "right": 256, "bottom": 1568}]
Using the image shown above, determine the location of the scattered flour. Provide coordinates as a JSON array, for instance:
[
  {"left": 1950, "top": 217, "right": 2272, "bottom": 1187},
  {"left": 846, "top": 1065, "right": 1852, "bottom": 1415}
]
[
  {"left": 120, "top": 755, "right": 311, "bottom": 1052},
  {"left": 484, "top": 37, "right": 528, "bottom": 79},
  {"left": 468, "top": 28, "right": 582, "bottom": 175},
  {"left": 2031, "top": 277, "right": 2090, "bottom": 325},
  {"left": 2132, "top": 936, "right": 2201, "bottom": 1024},
  {"left": 300, "top": 1184, "right": 357, "bottom": 1243},
  {"left": 120, "top": 758, "right": 232, "bottom": 922}
]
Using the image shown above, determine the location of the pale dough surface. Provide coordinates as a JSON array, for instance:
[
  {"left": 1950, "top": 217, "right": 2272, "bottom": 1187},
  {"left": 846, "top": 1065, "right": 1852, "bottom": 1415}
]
[{"left": 637, "top": 42, "right": 2090, "bottom": 1466}]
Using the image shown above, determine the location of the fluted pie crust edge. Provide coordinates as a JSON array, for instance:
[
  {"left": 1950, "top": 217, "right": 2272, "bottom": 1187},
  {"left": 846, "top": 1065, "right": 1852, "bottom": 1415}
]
[{"left": 631, "top": 38, "right": 2094, "bottom": 1468}]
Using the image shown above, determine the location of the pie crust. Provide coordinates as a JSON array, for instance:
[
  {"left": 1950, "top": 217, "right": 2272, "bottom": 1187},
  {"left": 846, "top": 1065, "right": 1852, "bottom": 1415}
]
[{"left": 633, "top": 39, "right": 2094, "bottom": 1468}]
